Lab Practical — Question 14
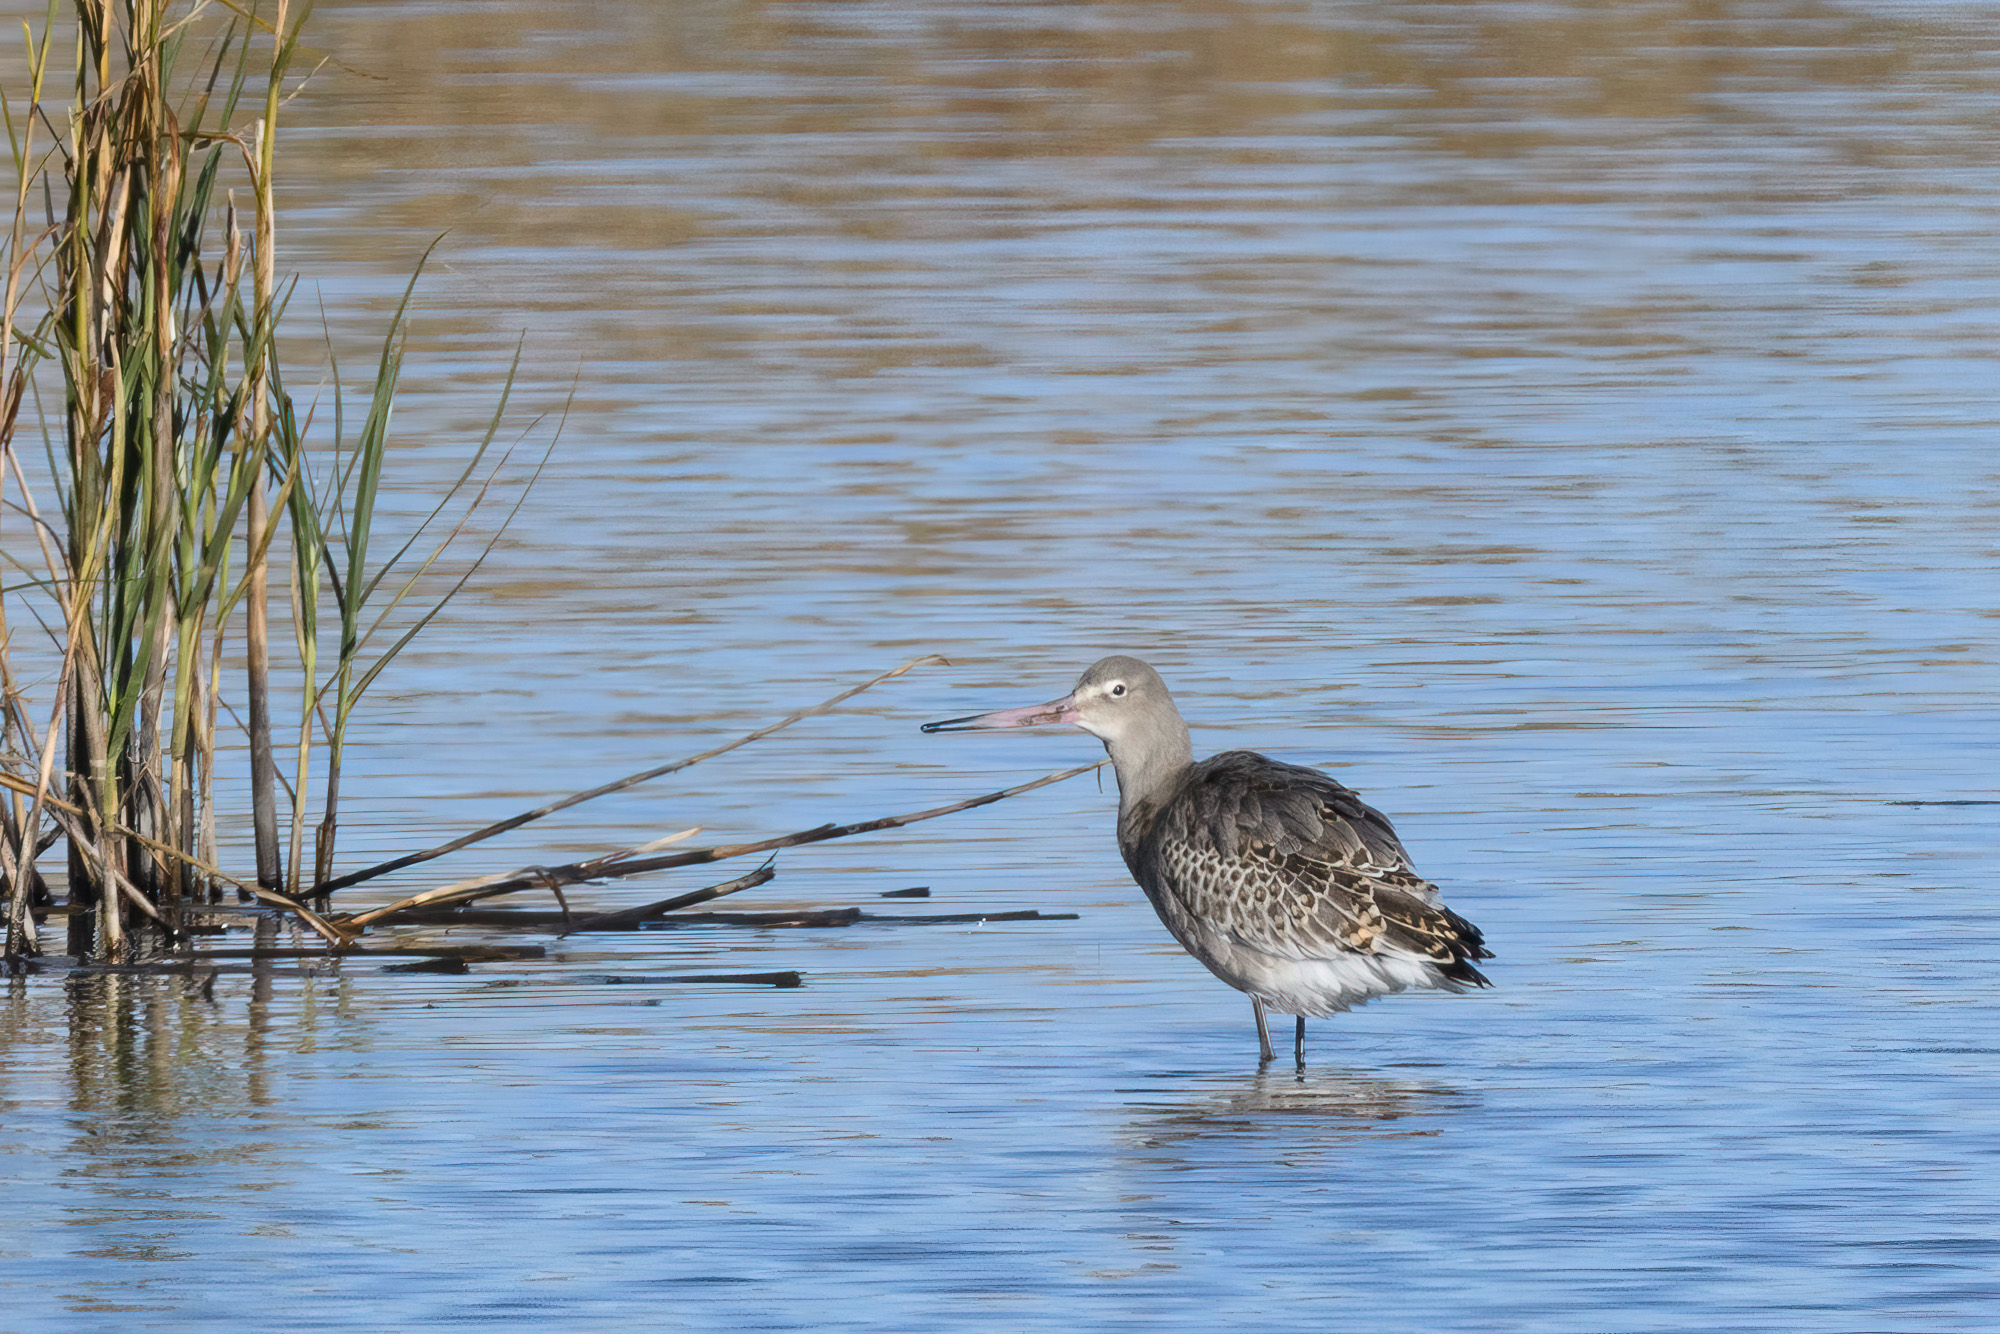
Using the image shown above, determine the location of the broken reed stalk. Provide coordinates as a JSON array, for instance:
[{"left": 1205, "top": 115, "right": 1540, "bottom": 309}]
[
  {"left": 339, "top": 825, "right": 704, "bottom": 925},
  {"left": 0, "top": 774, "right": 347, "bottom": 946},
  {"left": 387, "top": 905, "right": 856, "bottom": 929},
  {"left": 339, "top": 759, "right": 1107, "bottom": 932},
  {"left": 312, "top": 654, "right": 948, "bottom": 896},
  {"left": 557, "top": 864, "right": 776, "bottom": 933}
]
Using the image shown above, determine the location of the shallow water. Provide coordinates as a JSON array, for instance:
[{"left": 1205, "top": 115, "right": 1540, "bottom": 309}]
[{"left": 3, "top": 0, "right": 1999, "bottom": 1328}]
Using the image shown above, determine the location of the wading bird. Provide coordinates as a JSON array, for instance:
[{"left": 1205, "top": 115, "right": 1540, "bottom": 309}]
[{"left": 923, "top": 656, "right": 1490, "bottom": 1063}]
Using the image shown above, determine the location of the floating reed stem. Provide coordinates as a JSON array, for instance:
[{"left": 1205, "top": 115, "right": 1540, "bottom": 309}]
[
  {"left": 313, "top": 654, "right": 947, "bottom": 896},
  {"left": 339, "top": 759, "right": 1106, "bottom": 931}
]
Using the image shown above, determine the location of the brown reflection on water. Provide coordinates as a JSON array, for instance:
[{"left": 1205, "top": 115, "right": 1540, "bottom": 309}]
[
  {"left": 201, "top": 0, "right": 1990, "bottom": 433},
  {"left": 298, "top": 0, "right": 1955, "bottom": 140},
  {"left": 291, "top": 0, "right": 1969, "bottom": 190}
]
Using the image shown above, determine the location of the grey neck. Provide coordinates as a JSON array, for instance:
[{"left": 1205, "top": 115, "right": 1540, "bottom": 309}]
[{"left": 1103, "top": 715, "right": 1194, "bottom": 853}]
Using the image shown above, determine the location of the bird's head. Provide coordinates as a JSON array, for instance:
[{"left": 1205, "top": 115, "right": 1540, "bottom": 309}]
[{"left": 922, "top": 654, "right": 1181, "bottom": 752}]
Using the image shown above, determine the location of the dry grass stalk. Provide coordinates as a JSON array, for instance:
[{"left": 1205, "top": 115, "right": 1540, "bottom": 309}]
[
  {"left": 556, "top": 864, "right": 776, "bottom": 933},
  {"left": 313, "top": 654, "right": 948, "bottom": 896},
  {"left": 338, "top": 759, "right": 1106, "bottom": 933}
]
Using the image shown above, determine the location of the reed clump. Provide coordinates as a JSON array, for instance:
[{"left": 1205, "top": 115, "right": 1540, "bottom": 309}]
[
  {"left": 2, "top": 4, "right": 1099, "bottom": 968},
  {"left": 0, "top": 0, "right": 532, "bottom": 961}
]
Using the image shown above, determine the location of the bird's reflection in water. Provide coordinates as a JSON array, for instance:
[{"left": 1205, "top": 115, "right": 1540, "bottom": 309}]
[
  {"left": 1119, "top": 1064, "right": 1470, "bottom": 1158},
  {"left": 1098, "top": 1069, "right": 1474, "bottom": 1277}
]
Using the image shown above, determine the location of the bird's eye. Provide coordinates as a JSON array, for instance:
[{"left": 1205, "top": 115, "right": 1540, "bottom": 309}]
[{"left": 1110, "top": 683, "right": 1126, "bottom": 697}]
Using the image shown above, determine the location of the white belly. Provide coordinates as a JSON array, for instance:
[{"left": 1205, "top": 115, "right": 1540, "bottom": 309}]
[{"left": 1170, "top": 917, "right": 1460, "bottom": 1017}]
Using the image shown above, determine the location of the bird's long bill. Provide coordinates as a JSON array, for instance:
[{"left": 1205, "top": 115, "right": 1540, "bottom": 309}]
[{"left": 921, "top": 695, "right": 1080, "bottom": 733}]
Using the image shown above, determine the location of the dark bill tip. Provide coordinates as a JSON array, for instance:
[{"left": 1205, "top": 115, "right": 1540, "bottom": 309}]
[{"left": 920, "top": 697, "right": 1081, "bottom": 734}]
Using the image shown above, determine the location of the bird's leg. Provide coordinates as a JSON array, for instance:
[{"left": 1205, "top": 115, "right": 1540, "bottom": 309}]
[
  {"left": 1294, "top": 1016, "right": 1306, "bottom": 1067},
  {"left": 1251, "top": 997, "right": 1274, "bottom": 1063}
]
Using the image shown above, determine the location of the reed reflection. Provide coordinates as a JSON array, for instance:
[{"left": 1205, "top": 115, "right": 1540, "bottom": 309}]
[{"left": 50, "top": 967, "right": 338, "bottom": 1165}]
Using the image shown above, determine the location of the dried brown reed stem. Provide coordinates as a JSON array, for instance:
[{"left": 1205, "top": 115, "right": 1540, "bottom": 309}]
[
  {"left": 0, "top": 769, "right": 348, "bottom": 947},
  {"left": 339, "top": 758, "right": 1106, "bottom": 932},
  {"left": 557, "top": 864, "right": 776, "bottom": 933},
  {"left": 337, "top": 825, "right": 702, "bottom": 927},
  {"left": 313, "top": 654, "right": 949, "bottom": 896},
  {"left": 109, "top": 824, "right": 348, "bottom": 946},
  {"left": 384, "top": 904, "right": 850, "bottom": 929}
]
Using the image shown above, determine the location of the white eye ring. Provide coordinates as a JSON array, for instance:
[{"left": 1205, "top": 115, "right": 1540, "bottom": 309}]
[{"left": 1110, "top": 683, "right": 1126, "bottom": 697}]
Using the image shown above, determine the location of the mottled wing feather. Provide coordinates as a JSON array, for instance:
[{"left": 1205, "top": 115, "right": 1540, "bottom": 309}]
[{"left": 1139, "top": 751, "right": 1490, "bottom": 983}]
